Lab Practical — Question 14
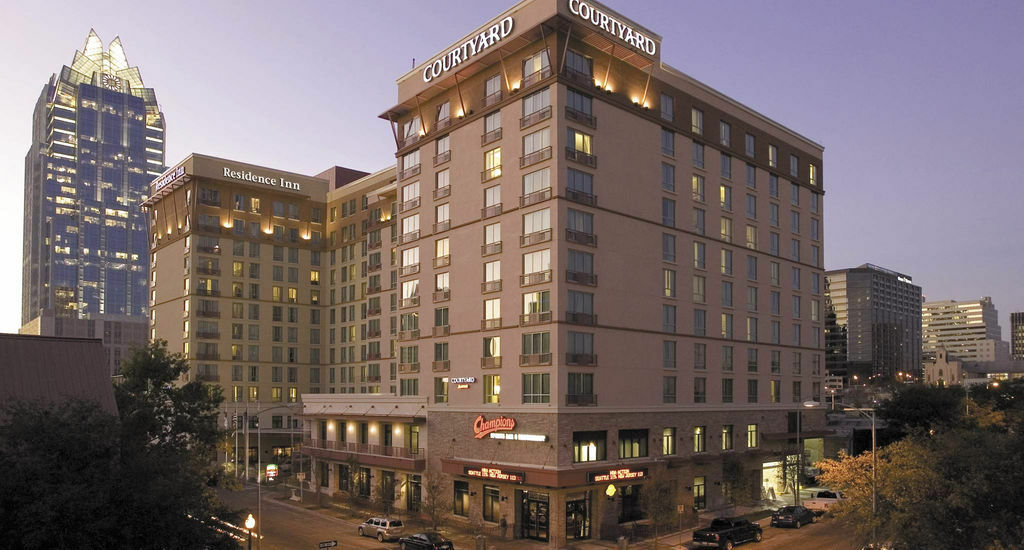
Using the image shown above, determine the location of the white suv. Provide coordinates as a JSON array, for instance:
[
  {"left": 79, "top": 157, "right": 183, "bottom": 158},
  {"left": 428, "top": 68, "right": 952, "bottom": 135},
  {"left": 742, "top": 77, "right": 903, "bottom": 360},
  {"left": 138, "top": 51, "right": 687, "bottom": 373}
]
[{"left": 357, "top": 517, "right": 404, "bottom": 542}]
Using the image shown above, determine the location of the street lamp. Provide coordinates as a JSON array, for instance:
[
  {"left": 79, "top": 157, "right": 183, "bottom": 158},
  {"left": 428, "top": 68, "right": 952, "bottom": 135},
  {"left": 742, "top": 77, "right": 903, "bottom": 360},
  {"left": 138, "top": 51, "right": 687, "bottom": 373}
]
[
  {"left": 806, "top": 400, "right": 876, "bottom": 547},
  {"left": 244, "top": 513, "right": 256, "bottom": 550},
  {"left": 244, "top": 403, "right": 301, "bottom": 550},
  {"left": 794, "top": 400, "right": 818, "bottom": 506}
]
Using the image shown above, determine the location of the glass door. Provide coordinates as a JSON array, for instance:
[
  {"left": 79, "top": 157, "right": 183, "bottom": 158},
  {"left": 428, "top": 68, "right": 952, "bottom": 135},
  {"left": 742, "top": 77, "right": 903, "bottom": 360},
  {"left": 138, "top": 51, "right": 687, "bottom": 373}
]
[
  {"left": 566, "top": 492, "right": 591, "bottom": 540},
  {"left": 520, "top": 492, "right": 549, "bottom": 541}
]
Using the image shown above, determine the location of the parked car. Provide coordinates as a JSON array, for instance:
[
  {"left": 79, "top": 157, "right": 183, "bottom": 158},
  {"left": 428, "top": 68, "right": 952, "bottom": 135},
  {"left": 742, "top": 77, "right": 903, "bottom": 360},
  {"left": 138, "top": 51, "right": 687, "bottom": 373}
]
[
  {"left": 692, "top": 517, "right": 763, "bottom": 549},
  {"left": 770, "top": 505, "right": 815, "bottom": 528},
  {"left": 357, "top": 517, "right": 404, "bottom": 542},
  {"left": 399, "top": 532, "right": 454, "bottom": 550},
  {"left": 804, "top": 490, "right": 845, "bottom": 515}
]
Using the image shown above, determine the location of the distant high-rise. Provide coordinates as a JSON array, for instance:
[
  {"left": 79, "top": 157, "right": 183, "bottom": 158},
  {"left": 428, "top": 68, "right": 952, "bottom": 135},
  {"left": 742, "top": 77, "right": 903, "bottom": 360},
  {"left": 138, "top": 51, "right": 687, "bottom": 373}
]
[
  {"left": 921, "top": 297, "right": 1003, "bottom": 362},
  {"left": 22, "top": 30, "right": 164, "bottom": 326},
  {"left": 1011, "top": 312, "right": 1024, "bottom": 360},
  {"left": 824, "top": 264, "right": 922, "bottom": 381}
]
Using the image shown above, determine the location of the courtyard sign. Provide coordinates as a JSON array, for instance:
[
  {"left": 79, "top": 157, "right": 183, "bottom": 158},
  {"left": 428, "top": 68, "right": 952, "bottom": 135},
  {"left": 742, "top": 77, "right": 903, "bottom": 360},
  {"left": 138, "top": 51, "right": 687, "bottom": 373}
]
[
  {"left": 422, "top": 17, "right": 514, "bottom": 82},
  {"left": 568, "top": 0, "right": 657, "bottom": 56}
]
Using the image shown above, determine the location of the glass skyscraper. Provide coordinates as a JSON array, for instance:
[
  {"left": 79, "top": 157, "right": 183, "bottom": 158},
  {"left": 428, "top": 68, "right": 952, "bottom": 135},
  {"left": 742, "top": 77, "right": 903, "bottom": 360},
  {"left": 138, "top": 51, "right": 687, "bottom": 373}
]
[{"left": 22, "top": 30, "right": 164, "bottom": 324}]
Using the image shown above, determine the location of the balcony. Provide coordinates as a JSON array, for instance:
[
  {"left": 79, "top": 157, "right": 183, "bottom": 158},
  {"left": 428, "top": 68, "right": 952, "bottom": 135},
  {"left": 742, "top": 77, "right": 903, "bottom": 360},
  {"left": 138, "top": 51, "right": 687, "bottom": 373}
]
[
  {"left": 196, "top": 373, "right": 221, "bottom": 383},
  {"left": 432, "top": 360, "right": 450, "bottom": 372},
  {"left": 481, "top": 128, "right": 502, "bottom": 147},
  {"left": 520, "top": 311, "right": 552, "bottom": 326},
  {"left": 196, "top": 266, "right": 221, "bottom": 275},
  {"left": 522, "top": 66, "right": 552, "bottom": 89},
  {"left": 398, "top": 133, "right": 420, "bottom": 149},
  {"left": 566, "top": 148, "right": 597, "bottom": 168},
  {"left": 398, "top": 163, "right": 421, "bottom": 181},
  {"left": 368, "top": 261, "right": 383, "bottom": 273},
  {"left": 433, "top": 255, "right": 451, "bottom": 269},
  {"left": 566, "top": 312, "right": 598, "bottom": 326},
  {"left": 433, "top": 186, "right": 451, "bottom": 200},
  {"left": 197, "top": 245, "right": 221, "bottom": 254},
  {"left": 399, "top": 264, "right": 420, "bottom": 276},
  {"left": 520, "top": 188, "right": 551, "bottom": 207},
  {"left": 400, "top": 296, "right": 420, "bottom": 308},
  {"left": 481, "top": 280, "right": 502, "bottom": 293},
  {"left": 519, "top": 146, "right": 552, "bottom": 169},
  {"left": 398, "top": 230, "right": 420, "bottom": 245},
  {"left": 481, "top": 318, "right": 502, "bottom": 331},
  {"left": 566, "top": 229, "right": 598, "bottom": 247},
  {"left": 566, "top": 353, "right": 598, "bottom": 366},
  {"left": 566, "top": 393, "right": 598, "bottom": 406},
  {"left": 435, "top": 117, "right": 451, "bottom": 132},
  {"left": 481, "top": 204, "right": 502, "bottom": 219},
  {"left": 481, "top": 356, "right": 502, "bottom": 369},
  {"left": 195, "top": 309, "right": 220, "bottom": 318},
  {"left": 367, "top": 352, "right": 382, "bottom": 360},
  {"left": 565, "top": 106, "right": 598, "bottom": 128},
  {"left": 303, "top": 439, "right": 426, "bottom": 471},
  {"left": 432, "top": 325, "right": 450, "bottom": 337},
  {"left": 434, "top": 150, "right": 451, "bottom": 166},
  {"left": 195, "top": 352, "right": 220, "bottom": 360},
  {"left": 196, "top": 331, "right": 220, "bottom": 340},
  {"left": 520, "top": 106, "right": 551, "bottom": 129},
  {"left": 520, "top": 229, "right": 551, "bottom": 247},
  {"left": 198, "top": 197, "right": 221, "bottom": 207},
  {"left": 520, "top": 270, "right": 552, "bottom": 287},
  {"left": 520, "top": 353, "right": 552, "bottom": 367},
  {"left": 562, "top": 66, "right": 594, "bottom": 87},
  {"left": 433, "top": 289, "right": 450, "bottom": 302},
  {"left": 566, "top": 188, "right": 598, "bottom": 207},
  {"left": 196, "top": 288, "right": 220, "bottom": 297},
  {"left": 483, "top": 90, "right": 503, "bottom": 107},
  {"left": 197, "top": 224, "right": 224, "bottom": 234},
  {"left": 368, "top": 240, "right": 383, "bottom": 251},
  {"left": 398, "top": 329, "right": 420, "bottom": 341},
  {"left": 398, "top": 362, "right": 420, "bottom": 374},
  {"left": 566, "top": 270, "right": 598, "bottom": 286},
  {"left": 367, "top": 305, "right": 382, "bottom": 316},
  {"left": 481, "top": 164, "right": 502, "bottom": 182},
  {"left": 433, "top": 220, "right": 450, "bottom": 234},
  {"left": 481, "top": 241, "right": 502, "bottom": 256},
  {"left": 367, "top": 285, "right": 382, "bottom": 295},
  {"left": 366, "top": 328, "right": 381, "bottom": 338},
  {"left": 398, "top": 197, "right": 420, "bottom": 213}
]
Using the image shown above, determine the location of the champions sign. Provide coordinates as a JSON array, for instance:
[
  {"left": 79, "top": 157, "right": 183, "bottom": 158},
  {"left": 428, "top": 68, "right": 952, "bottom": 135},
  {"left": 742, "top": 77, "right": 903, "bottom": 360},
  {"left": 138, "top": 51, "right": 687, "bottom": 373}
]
[{"left": 472, "top": 415, "right": 516, "bottom": 439}]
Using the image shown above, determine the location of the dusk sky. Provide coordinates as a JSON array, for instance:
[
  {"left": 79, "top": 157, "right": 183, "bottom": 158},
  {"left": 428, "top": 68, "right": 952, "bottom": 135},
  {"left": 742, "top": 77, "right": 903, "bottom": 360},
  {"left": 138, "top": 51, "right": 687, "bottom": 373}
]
[{"left": 1, "top": 0, "right": 1021, "bottom": 337}]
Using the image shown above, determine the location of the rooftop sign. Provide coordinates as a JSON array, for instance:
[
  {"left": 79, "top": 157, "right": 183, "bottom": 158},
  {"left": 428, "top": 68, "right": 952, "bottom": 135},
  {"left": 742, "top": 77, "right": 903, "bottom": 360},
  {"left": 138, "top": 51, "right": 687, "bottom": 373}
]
[
  {"left": 568, "top": 0, "right": 656, "bottom": 56},
  {"left": 153, "top": 165, "right": 185, "bottom": 192},
  {"left": 222, "top": 167, "right": 302, "bottom": 192},
  {"left": 422, "top": 17, "right": 514, "bottom": 83}
]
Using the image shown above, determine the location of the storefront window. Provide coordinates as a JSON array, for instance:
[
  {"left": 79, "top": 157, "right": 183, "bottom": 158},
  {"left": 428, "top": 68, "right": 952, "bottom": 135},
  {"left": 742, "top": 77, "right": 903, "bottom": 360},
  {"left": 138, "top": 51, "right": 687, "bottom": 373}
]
[
  {"left": 572, "top": 431, "right": 606, "bottom": 463},
  {"left": 662, "top": 427, "right": 676, "bottom": 455},
  {"left": 566, "top": 492, "right": 591, "bottom": 540},
  {"left": 482, "top": 485, "right": 500, "bottom": 523},
  {"left": 694, "top": 476, "right": 706, "bottom": 510},
  {"left": 453, "top": 481, "right": 469, "bottom": 517},
  {"left": 618, "top": 429, "right": 648, "bottom": 459}
]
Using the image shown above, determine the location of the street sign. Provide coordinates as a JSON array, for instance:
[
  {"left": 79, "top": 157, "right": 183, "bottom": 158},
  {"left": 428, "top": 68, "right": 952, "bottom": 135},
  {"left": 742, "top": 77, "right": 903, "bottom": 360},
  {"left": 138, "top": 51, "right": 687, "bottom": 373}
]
[
  {"left": 318, "top": 541, "right": 337, "bottom": 548},
  {"left": 677, "top": 504, "right": 687, "bottom": 513},
  {"left": 266, "top": 464, "right": 278, "bottom": 479},
  {"left": 297, "top": 472, "right": 306, "bottom": 481}
]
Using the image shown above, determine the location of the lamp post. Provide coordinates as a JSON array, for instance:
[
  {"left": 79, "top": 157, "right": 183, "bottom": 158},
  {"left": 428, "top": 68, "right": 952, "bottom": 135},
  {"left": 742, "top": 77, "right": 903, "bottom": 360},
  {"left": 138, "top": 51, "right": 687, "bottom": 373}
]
[
  {"left": 807, "top": 400, "right": 876, "bottom": 547},
  {"left": 248, "top": 403, "right": 301, "bottom": 550},
  {"left": 244, "top": 513, "right": 256, "bottom": 550},
  {"left": 794, "top": 400, "right": 819, "bottom": 506}
]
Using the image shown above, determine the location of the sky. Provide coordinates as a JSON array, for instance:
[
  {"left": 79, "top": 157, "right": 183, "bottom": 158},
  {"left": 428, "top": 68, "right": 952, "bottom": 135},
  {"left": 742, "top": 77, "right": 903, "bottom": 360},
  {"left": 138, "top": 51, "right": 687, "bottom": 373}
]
[{"left": 0, "top": 0, "right": 1022, "bottom": 338}]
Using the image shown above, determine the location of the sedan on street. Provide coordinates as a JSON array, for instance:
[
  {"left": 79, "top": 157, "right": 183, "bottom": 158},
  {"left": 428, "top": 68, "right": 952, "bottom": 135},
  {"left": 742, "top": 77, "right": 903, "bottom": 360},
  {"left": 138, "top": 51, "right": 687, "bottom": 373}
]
[{"left": 770, "top": 505, "right": 815, "bottom": 528}]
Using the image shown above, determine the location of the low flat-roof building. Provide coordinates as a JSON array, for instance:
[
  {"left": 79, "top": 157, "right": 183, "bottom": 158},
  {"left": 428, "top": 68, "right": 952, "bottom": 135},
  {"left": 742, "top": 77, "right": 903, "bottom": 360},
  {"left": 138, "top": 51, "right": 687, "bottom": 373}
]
[{"left": 0, "top": 333, "right": 117, "bottom": 415}]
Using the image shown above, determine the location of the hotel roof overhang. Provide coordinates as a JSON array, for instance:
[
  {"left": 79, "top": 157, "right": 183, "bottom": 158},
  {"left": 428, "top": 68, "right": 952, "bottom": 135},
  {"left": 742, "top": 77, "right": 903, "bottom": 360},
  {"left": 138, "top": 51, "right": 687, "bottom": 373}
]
[
  {"left": 300, "top": 400, "right": 428, "bottom": 422},
  {"left": 141, "top": 173, "right": 190, "bottom": 208},
  {"left": 379, "top": 10, "right": 658, "bottom": 121}
]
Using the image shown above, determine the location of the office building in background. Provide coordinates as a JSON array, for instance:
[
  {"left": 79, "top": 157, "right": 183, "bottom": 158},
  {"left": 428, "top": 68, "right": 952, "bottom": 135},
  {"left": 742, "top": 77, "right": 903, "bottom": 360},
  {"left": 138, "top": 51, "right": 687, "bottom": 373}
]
[
  {"left": 824, "top": 263, "right": 922, "bottom": 382},
  {"left": 1011, "top": 311, "right": 1024, "bottom": 361},
  {"left": 922, "top": 296, "right": 1006, "bottom": 362}
]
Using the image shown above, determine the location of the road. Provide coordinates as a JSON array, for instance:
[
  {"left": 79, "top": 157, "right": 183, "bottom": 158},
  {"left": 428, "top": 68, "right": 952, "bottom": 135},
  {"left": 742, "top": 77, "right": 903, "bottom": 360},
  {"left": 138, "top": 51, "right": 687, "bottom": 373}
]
[{"left": 682, "top": 517, "right": 860, "bottom": 550}]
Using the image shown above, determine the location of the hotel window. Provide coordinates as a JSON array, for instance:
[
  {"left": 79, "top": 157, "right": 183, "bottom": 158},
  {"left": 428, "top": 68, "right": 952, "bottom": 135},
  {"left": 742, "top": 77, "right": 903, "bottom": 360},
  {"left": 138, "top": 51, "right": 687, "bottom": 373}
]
[
  {"left": 483, "top": 336, "right": 501, "bottom": 360},
  {"left": 523, "top": 249, "right": 550, "bottom": 276},
  {"left": 811, "top": 299, "right": 821, "bottom": 322},
  {"left": 401, "top": 280, "right": 419, "bottom": 302},
  {"left": 770, "top": 232, "right": 780, "bottom": 256},
  {"left": 402, "top": 116, "right": 420, "bottom": 140},
  {"left": 691, "top": 108, "right": 704, "bottom": 135},
  {"left": 791, "top": 183, "right": 801, "bottom": 205},
  {"left": 453, "top": 481, "right": 469, "bottom": 517},
  {"left": 522, "top": 373, "right": 550, "bottom": 403},
  {"left": 793, "top": 381, "right": 803, "bottom": 403},
  {"left": 661, "top": 162, "right": 675, "bottom": 192},
  {"left": 661, "top": 128, "right": 674, "bottom": 156},
  {"left": 434, "top": 377, "right": 448, "bottom": 404},
  {"left": 401, "top": 247, "right": 419, "bottom": 269},
  {"left": 745, "top": 133, "right": 755, "bottom": 157},
  {"left": 771, "top": 262, "right": 781, "bottom": 286},
  {"left": 810, "top": 218, "right": 820, "bottom": 241},
  {"left": 523, "top": 168, "right": 551, "bottom": 200},
  {"left": 793, "top": 295, "right": 802, "bottom": 319},
  {"left": 484, "top": 185, "right": 501, "bottom": 212},
  {"left": 663, "top": 340, "right": 677, "bottom": 369},
  {"left": 722, "top": 345, "right": 734, "bottom": 371},
  {"left": 566, "top": 89, "right": 593, "bottom": 120},
  {"left": 792, "top": 324, "right": 802, "bottom": 346},
  {"left": 693, "top": 241, "right": 706, "bottom": 270},
  {"left": 662, "top": 427, "right": 676, "bottom": 455},
  {"left": 747, "top": 379, "right": 758, "bottom": 403},
  {"left": 793, "top": 351, "right": 803, "bottom": 374},
  {"left": 720, "top": 185, "right": 732, "bottom": 210},
  {"left": 620, "top": 429, "right": 649, "bottom": 459},
  {"left": 721, "top": 154, "right": 732, "bottom": 180},
  {"left": 663, "top": 305, "right": 677, "bottom": 333},
  {"left": 485, "top": 74, "right": 502, "bottom": 100},
  {"left": 722, "top": 313, "right": 734, "bottom": 339},
  {"left": 720, "top": 121, "right": 731, "bottom": 147},
  {"left": 523, "top": 290, "right": 550, "bottom": 316},
  {"left": 567, "top": 167, "right": 594, "bottom": 199},
  {"left": 566, "top": 49, "right": 593, "bottom": 78},
  {"left": 484, "top": 147, "right": 501, "bottom": 180},
  {"left": 721, "top": 280, "right": 733, "bottom": 307},
  {"left": 692, "top": 142, "right": 705, "bottom": 169},
  {"left": 745, "top": 163, "right": 757, "bottom": 189},
  {"left": 522, "top": 209, "right": 550, "bottom": 239},
  {"left": 791, "top": 210, "right": 801, "bottom": 234},
  {"left": 400, "top": 378, "right": 419, "bottom": 396},
  {"left": 522, "top": 331, "right": 550, "bottom": 356},
  {"left": 660, "top": 93, "right": 674, "bottom": 121},
  {"left": 694, "top": 426, "right": 706, "bottom": 453},
  {"left": 436, "top": 135, "right": 450, "bottom": 158},
  {"left": 484, "top": 111, "right": 501, "bottom": 137},
  {"left": 811, "top": 273, "right": 820, "bottom": 293},
  {"left": 402, "top": 180, "right": 420, "bottom": 204},
  {"left": 694, "top": 377, "right": 707, "bottom": 404},
  {"left": 662, "top": 199, "right": 676, "bottom": 227},
  {"left": 401, "top": 214, "right": 420, "bottom": 238},
  {"left": 790, "top": 154, "right": 799, "bottom": 178},
  {"left": 522, "top": 49, "right": 550, "bottom": 81},
  {"left": 573, "top": 431, "right": 606, "bottom": 463},
  {"left": 692, "top": 174, "right": 705, "bottom": 202},
  {"left": 568, "top": 372, "right": 594, "bottom": 402},
  {"left": 484, "top": 298, "right": 501, "bottom": 325},
  {"left": 436, "top": 272, "right": 450, "bottom": 293},
  {"left": 746, "top": 225, "right": 758, "bottom": 250},
  {"left": 694, "top": 343, "right": 707, "bottom": 370},
  {"left": 436, "top": 204, "right": 450, "bottom": 226},
  {"left": 401, "top": 151, "right": 420, "bottom": 176},
  {"left": 483, "top": 374, "right": 501, "bottom": 404},
  {"left": 721, "top": 249, "right": 733, "bottom": 275},
  {"left": 664, "top": 269, "right": 676, "bottom": 298},
  {"left": 692, "top": 207, "right": 704, "bottom": 234},
  {"left": 746, "top": 194, "right": 757, "bottom": 218},
  {"left": 746, "top": 424, "right": 758, "bottom": 447},
  {"left": 436, "top": 101, "right": 450, "bottom": 125},
  {"left": 694, "top": 477, "right": 707, "bottom": 510},
  {"left": 809, "top": 163, "right": 818, "bottom": 185},
  {"left": 692, "top": 275, "right": 706, "bottom": 303},
  {"left": 721, "top": 424, "right": 734, "bottom": 450},
  {"left": 747, "top": 348, "right": 758, "bottom": 372},
  {"left": 720, "top": 218, "right": 733, "bottom": 243},
  {"left": 567, "top": 128, "right": 592, "bottom": 154},
  {"left": 810, "top": 192, "right": 820, "bottom": 214},
  {"left": 522, "top": 87, "right": 550, "bottom": 118},
  {"left": 768, "top": 144, "right": 778, "bottom": 168},
  {"left": 771, "top": 350, "right": 782, "bottom": 373},
  {"left": 694, "top": 309, "right": 707, "bottom": 336},
  {"left": 747, "top": 317, "right": 758, "bottom": 342},
  {"left": 771, "top": 321, "right": 781, "bottom": 344},
  {"left": 769, "top": 174, "right": 779, "bottom": 198},
  {"left": 662, "top": 233, "right": 676, "bottom": 262},
  {"left": 791, "top": 239, "right": 801, "bottom": 262},
  {"left": 770, "top": 203, "right": 780, "bottom": 227},
  {"left": 770, "top": 380, "right": 781, "bottom": 403},
  {"left": 484, "top": 261, "right": 501, "bottom": 287},
  {"left": 722, "top": 378, "right": 734, "bottom": 403}
]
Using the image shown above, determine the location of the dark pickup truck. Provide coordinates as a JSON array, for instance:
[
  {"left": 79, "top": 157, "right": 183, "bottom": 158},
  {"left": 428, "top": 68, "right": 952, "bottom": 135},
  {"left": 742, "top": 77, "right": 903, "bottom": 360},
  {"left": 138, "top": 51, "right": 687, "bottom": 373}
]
[{"left": 692, "top": 517, "right": 763, "bottom": 549}]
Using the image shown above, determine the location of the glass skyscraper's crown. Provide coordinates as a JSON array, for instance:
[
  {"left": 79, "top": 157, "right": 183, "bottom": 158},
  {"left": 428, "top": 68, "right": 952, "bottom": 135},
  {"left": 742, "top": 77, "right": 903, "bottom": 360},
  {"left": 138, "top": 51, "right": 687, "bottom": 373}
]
[{"left": 22, "top": 29, "right": 165, "bottom": 323}]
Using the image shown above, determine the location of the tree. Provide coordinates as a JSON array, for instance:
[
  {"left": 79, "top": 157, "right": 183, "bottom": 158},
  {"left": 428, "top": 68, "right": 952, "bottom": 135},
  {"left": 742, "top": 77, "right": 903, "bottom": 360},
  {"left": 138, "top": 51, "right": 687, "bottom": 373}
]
[
  {"left": 878, "top": 385, "right": 962, "bottom": 435},
  {"left": 0, "top": 340, "right": 237, "bottom": 548},
  {"left": 420, "top": 470, "right": 451, "bottom": 530},
  {"left": 640, "top": 467, "right": 677, "bottom": 549},
  {"left": 722, "top": 455, "right": 759, "bottom": 508},
  {"left": 375, "top": 474, "right": 398, "bottom": 517}
]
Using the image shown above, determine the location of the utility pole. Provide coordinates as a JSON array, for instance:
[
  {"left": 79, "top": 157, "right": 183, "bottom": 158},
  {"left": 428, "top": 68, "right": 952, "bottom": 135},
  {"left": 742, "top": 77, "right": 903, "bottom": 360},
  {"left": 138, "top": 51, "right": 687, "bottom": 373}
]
[{"left": 244, "top": 401, "right": 250, "bottom": 483}]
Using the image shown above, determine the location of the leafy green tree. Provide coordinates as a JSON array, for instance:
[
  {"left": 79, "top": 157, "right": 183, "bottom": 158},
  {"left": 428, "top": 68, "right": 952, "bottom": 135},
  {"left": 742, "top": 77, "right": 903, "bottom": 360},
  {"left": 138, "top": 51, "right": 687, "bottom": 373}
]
[{"left": 878, "top": 384, "right": 963, "bottom": 435}]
